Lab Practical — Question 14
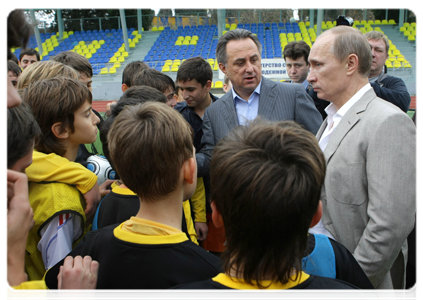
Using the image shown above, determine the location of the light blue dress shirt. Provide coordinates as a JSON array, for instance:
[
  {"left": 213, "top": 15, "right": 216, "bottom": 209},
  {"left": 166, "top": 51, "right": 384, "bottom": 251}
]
[{"left": 231, "top": 80, "right": 262, "bottom": 126}]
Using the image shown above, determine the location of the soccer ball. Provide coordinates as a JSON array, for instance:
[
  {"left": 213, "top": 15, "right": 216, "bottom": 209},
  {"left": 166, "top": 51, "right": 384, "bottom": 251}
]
[{"left": 86, "top": 155, "right": 116, "bottom": 185}]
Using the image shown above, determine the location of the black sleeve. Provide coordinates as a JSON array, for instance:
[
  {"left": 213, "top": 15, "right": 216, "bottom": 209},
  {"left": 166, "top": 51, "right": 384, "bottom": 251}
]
[
  {"left": 329, "top": 238, "right": 374, "bottom": 289},
  {"left": 370, "top": 77, "right": 411, "bottom": 113},
  {"left": 308, "top": 87, "right": 330, "bottom": 120}
]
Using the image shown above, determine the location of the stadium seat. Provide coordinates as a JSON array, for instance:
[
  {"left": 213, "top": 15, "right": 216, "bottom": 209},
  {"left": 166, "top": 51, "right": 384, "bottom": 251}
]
[
  {"left": 118, "top": 56, "right": 125, "bottom": 63},
  {"left": 100, "top": 68, "right": 109, "bottom": 75},
  {"left": 162, "top": 65, "right": 170, "bottom": 72},
  {"left": 109, "top": 67, "right": 116, "bottom": 74},
  {"left": 408, "top": 35, "right": 416, "bottom": 42},
  {"left": 109, "top": 57, "right": 117, "bottom": 63},
  {"left": 214, "top": 81, "right": 223, "bottom": 88}
]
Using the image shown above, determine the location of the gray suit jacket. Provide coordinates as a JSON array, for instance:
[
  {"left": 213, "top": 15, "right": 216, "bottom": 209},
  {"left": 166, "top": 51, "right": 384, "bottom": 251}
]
[
  {"left": 196, "top": 76, "right": 323, "bottom": 177},
  {"left": 317, "top": 88, "right": 416, "bottom": 289}
]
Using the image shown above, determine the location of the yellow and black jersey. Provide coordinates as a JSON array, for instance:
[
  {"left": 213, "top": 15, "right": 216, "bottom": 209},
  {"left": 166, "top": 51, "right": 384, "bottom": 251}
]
[
  {"left": 142, "top": 273, "right": 379, "bottom": 300},
  {"left": 44, "top": 219, "right": 222, "bottom": 289}
]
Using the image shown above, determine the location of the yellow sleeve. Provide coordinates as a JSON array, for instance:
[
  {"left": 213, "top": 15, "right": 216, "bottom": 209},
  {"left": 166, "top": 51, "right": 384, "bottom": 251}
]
[
  {"left": 183, "top": 200, "right": 199, "bottom": 245},
  {"left": 5, "top": 280, "right": 47, "bottom": 300},
  {"left": 25, "top": 150, "right": 97, "bottom": 194},
  {"left": 190, "top": 177, "right": 207, "bottom": 223}
]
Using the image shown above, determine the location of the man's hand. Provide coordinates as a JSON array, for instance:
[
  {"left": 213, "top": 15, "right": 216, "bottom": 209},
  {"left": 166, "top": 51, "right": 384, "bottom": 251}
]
[
  {"left": 57, "top": 256, "right": 99, "bottom": 289},
  {"left": 7, "top": 170, "right": 33, "bottom": 287},
  {"left": 194, "top": 222, "right": 208, "bottom": 241},
  {"left": 83, "top": 179, "right": 116, "bottom": 224}
]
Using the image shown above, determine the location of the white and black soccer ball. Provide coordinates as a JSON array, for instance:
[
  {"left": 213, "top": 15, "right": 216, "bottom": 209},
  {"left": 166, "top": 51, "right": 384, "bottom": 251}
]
[{"left": 86, "top": 155, "right": 116, "bottom": 185}]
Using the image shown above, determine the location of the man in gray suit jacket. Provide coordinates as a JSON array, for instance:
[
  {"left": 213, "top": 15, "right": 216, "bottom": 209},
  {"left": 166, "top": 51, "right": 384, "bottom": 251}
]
[
  {"left": 196, "top": 29, "right": 322, "bottom": 177},
  {"left": 307, "top": 26, "right": 415, "bottom": 289}
]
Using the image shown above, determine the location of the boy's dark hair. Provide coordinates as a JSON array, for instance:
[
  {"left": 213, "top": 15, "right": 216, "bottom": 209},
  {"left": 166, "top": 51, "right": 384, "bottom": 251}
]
[
  {"left": 100, "top": 86, "right": 167, "bottom": 172},
  {"left": 283, "top": 41, "right": 311, "bottom": 64},
  {"left": 176, "top": 56, "right": 213, "bottom": 87},
  {"left": 9, "top": 53, "right": 20, "bottom": 65},
  {"left": 8, "top": 9, "right": 32, "bottom": 60},
  {"left": 132, "top": 69, "right": 175, "bottom": 94},
  {"left": 53, "top": 51, "right": 93, "bottom": 78},
  {"left": 122, "top": 60, "right": 150, "bottom": 86},
  {"left": 23, "top": 77, "right": 92, "bottom": 156},
  {"left": 210, "top": 119, "right": 326, "bottom": 287},
  {"left": 7, "top": 102, "right": 41, "bottom": 169},
  {"left": 19, "top": 48, "right": 40, "bottom": 62},
  {"left": 8, "top": 60, "right": 22, "bottom": 76},
  {"left": 108, "top": 102, "right": 193, "bottom": 201}
]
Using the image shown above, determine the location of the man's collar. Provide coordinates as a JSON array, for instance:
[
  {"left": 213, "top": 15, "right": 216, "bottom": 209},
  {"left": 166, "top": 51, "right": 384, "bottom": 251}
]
[{"left": 231, "top": 79, "right": 262, "bottom": 101}]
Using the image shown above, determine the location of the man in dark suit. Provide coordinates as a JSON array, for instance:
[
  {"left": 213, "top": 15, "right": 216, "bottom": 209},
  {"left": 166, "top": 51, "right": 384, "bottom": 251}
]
[{"left": 196, "top": 29, "right": 322, "bottom": 178}]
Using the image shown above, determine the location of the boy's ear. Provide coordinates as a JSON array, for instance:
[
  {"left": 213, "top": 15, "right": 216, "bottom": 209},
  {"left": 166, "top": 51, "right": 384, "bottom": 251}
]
[
  {"left": 51, "top": 122, "right": 69, "bottom": 139},
  {"left": 211, "top": 201, "right": 224, "bottom": 228},
  {"left": 183, "top": 157, "right": 196, "bottom": 184},
  {"left": 309, "top": 200, "right": 323, "bottom": 228},
  {"left": 121, "top": 83, "right": 129, "bottom": 92}
]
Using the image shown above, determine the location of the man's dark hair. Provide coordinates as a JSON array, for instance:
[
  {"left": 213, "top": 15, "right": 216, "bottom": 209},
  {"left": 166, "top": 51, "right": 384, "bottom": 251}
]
[
  {"left": 132, "top": 69, "right": 175, "bottom": 94},
  {"left": 210, "top": 118, "right": 326, "bottom": 287},
  {"left": 7, "top": 102, "right": 41, "bottom": 168},
  {"left": 8, "top": 60, "right": 22, "bottom": 77},
  {"left": 216, "top": 29, "right": 262, "bottom": 65},
  {"left": 8, "top": 9, "right": 32, "bottom": 60},
  {"left": 122, "top": 60, "right": 150, "bottom": 86},
  {"left": 283, "top": 41, "right": 311, "bottom": 64},
  {"left": 53, "top": 51, "right": 93, "bottom": 78},
  {"left": 100, "top": 86, "right": 167, "bottom": 173},
  {"left": 19, "top": 48, "right": 40, "bottom": 62},
  {"left": 176, "top": 56, "right": 213, "bottom": 87}
]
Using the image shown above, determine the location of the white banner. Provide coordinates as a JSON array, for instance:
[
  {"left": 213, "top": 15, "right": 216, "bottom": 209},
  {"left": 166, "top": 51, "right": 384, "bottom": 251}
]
[{"left": 218, "top": 58, "right": 290, "bottom": 80}]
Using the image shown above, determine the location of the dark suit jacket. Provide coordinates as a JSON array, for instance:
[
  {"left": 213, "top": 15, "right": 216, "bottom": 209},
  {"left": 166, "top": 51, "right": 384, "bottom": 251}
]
[{"left": 196, "top": 76, "right": 323, "bottom": 177}]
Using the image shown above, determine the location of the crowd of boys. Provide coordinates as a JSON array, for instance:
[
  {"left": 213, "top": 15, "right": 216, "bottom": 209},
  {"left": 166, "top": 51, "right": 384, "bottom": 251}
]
[{"left": 7, "top": 9, "right": 415, "bottom": 291}]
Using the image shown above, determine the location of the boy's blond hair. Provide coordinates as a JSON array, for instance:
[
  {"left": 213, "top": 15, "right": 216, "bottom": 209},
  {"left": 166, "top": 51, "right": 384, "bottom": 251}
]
[
  {"left": 17, "top": 60, "right": 79, "bottom": 90},
  {"left": 108, "top": 102, "right": 193, "bottom": 201}
]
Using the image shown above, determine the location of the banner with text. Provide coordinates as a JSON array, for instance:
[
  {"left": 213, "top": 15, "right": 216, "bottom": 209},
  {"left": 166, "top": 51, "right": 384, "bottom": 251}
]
[{"left": 218, "top": 58, "right": 289, "bottom": 80}]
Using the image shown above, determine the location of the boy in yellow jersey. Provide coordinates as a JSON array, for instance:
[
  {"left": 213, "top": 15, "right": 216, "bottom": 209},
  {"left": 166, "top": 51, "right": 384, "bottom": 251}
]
[
  {"left": 23, "top": 77, "right": 100, "bottom": 281},
  {"left": 44, "top": 102, "right": 221, "bottom": 289},
  {"left": 175, "top": 119, "right": 359, "bottom": 290}
]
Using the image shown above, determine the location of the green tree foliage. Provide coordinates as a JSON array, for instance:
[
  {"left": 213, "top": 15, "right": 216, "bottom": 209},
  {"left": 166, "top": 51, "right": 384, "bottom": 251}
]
[{"left": 49, "top": 9, "right": 154, "bottom": 32}]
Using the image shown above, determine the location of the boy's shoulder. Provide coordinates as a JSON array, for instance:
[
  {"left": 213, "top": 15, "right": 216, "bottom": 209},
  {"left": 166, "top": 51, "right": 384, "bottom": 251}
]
[{"left": 143, "top": 276, "right": 378, "bottom": 300}]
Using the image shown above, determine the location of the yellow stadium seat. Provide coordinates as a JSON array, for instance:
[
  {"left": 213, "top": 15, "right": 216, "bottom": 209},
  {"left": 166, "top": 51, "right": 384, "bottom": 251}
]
[
  {"left": 171, "top": 65, "right": 179, "bottom": 72},
  {"left": 214, "top": 81, "right": 223, "bottom": 89},
  {"left": 100, "top": 68, "right": 109, "bottom": 75},
  {"left": 109, "top": 57, "right": 117, "bottom": 63},
  {"left": 404, "top": 22, "right": 410, "bottom": 27},
  {"left": 396, "top": 55, "right": 405, "bottom": 62},
  {"left": 388, "top": 55, "right": 396, "bottom": 62},
  {"left": 83, "top": 49, "right": 89, "bottom": 54},
  {"left": 399, "top": 26, "right": 407, "bottom": 32},
  {"left": 114, "top": 62, "right": 121, "bottom": 69},
  {"left": 375, "top": 20, "right": 381, "bottom": 24},
  {"left": 94, "top": 44, "right": 101, "bottom": 49},
  {"left": 79, "top": 41, "right": 85, "bottom": 45},
  {"left": 408, "top": 35, "right": 416, "bottom": 42},
  {"left": 80, "top": 44, "right": 87, "bottom": 50},
  {"left": 88, "top": 44, "right": 94, "bottom": 49},
  {"left": 136, "top": 34, "right": 142, "bottom": 39},
  {"left": 393, "top": 49, "right": 401, "bottom": 56},
  {"left": 393, "top": 61, "right": 402, "bottom": 68},
  {"left": 41, "top": 51, "right": 48, "bottom": 56},
  {"left": 175, "top": 40, "right": 182, "bottom": 46},
  {"left": 109, "top": 67, "right": 116, "bottom": 74},
  {"left": 92, "top": 40, "right": 98, "bottom": 45},
  {"left": 129, "top": 42, "right": 136, "bottom": 48},
  {"left": 76, "top": 49, "right": 83, "bottom": 55},
  {"left": 225, "top": 23, "right": 230, "bottom": 29},
  {"left": 132, "top": 30, "right": 138, "bottom": 36},
  {"left": 152, "top": 26, "right": 158, "bottom": 31},
  {"left": 184, "top": 36, "right": 192, "bottom": 41},
  {"left": 122, "top": 51, "right": 129, "bottom": 57},
  {"left": 162, "top": 65, "right": 170, "bottom": 72},
  {"left": 190, "top": 39, "right": 197, "bottom": 45},
  {"left": 133, "top": 38, "right": 139, "bottom": 44},
  {"left": 382, "top": 20, "right": 389, "bottom": 24},
  {"left": 223, "top": 30, "right": 228, "bottom": 35},
  {"left": 90, "top": 48, "right": 97, "bottom": 54},
  {"left": 182, "top": 40, "right": 190, "bottom": 45},
  {"left": 213, "top": 64, "right": 219, "bottom": 71},
  {"left": 360, "top": 20, "right": 367, "bottom": 25},
  {"left": 158, "top": 26, "right": 164, "bottom": 31},
  {"left": 118, "top": 56, "right": 125, "bottom": 63},
  {"left": 367, "top": 20, "right": 374, "bottom": 25},
  {"left": 114, "top": 52, "right": 121, "bottom": 57},
  {"left": 177, "top": 36, "right": 184, "bottom": 41},
  {"left": 85, "top": 53, "right": 92, "bottom": 59},
  {"left": 404, "top": 31, "right": 410, "bottom": 37},
  {"left": 390, "top": 44, "right": 397, "bottom": 50},
  {"left": 99, "top": 40, "right": 105, "bottom": 45}
]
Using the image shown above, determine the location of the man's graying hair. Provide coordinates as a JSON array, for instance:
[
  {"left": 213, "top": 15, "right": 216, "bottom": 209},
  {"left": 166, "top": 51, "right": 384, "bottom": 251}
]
[{"left": 216, "top": 29, "right": 262, "bottom": 65}]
